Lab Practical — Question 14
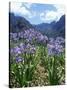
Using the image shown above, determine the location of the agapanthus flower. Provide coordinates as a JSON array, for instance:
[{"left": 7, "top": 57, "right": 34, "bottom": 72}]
[
  {"left": 10, "top": 28, "right": 49, "bottom": 45},
  {"left": 55, "top": 44, "right": 63, "bottom": 53},
  {"left": 55, "top": 37, "right": 65, "bottom": 45},
  {"left": 16, "top": 56, "right": 23, "bottom": 63},
  {"left": 25, "top": 43, "right": 36, "bottom": 54},
  {"left": 19, "top": 43, "right": 26, "bottom": 53},
  {"left": 13, "top": 46, "right": 21, "bottom": 55},
  {"left": 30, "top": 47, "right": 36, "bottom": 54},
  {"left": 47, "top": 44, "right": 55, "bottom": 55},
  {"left": 47, "top": 43, "right": 63, "bottom": 55}
]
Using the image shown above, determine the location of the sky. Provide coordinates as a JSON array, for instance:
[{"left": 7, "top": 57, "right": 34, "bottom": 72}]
[{"left": 10, "top": 2, "right": 65, "bottom": 25}]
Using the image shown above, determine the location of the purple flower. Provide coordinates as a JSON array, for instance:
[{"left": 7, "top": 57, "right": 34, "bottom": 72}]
[
  {"left": 55, "top": 44, "right": 63, "bottom": 53},
  {"left": 26, "top": 43, "right": 32, "bottom": 49},
  {"left": 13, "top": 46, "right": 21, "bottom": 55},
  {"left": 47, "top": 43, "right": 63, "bottom": 55},
  {"left": 55, "top": 37, "right": 65, "bottom": 45},
  {"left": 30, "top": 47, "right": 36, "bottom": 54},
  {"left": 16, "top": 56, "right": 23, "bottom": 63},
  {"left": 19, "top": 43, "right": 26, "bottom": 53},
  {"left": 25, "top": 43, "right": 36, "bottom": 54},
  {"left": 18, "top": 32, "right": 24, "bottom": 39},
  {"left": 47, "top": 44, "right": 55, "bottom": 55}
]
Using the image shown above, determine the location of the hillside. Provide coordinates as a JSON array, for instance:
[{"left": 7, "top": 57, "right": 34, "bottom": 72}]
[
  {"left": 34, "top": 15, "right": 65, "bottom": 38},
  {"left": 9, "top": 13, "right": 65, "bottom": 38},
  {"left": 9, "top": 13, "right": 33, "bottom": 33}
]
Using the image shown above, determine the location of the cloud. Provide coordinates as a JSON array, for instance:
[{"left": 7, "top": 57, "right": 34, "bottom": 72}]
[
  {"left": 54, "top": 4, "right": 65, "bottom": 19},
  {"left": 54, "top": 4, "right": 65, "bottom": 13},
  {"left": 10, "top": 2, "right": 36, "bottom": 18},
  {"left": 10, "top": 3, "right": 65, "bottom": 24},
  {"left": 22, "top": 2, "right": 33, "bottom": 9},
  {"left": 40, "top": 4, "right": 65, "bottom": 23},
  {"left": 40, "top": 11, "right": 57, "bottom": 23}
]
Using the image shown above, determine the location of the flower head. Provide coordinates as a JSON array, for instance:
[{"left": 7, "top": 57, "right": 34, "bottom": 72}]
[{"left": 16, "top": 56, "right": 23, "bottom": 63}]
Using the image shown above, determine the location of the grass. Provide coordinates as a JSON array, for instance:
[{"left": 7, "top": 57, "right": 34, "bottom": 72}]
[{"left": 9, "top": 40, "right": 65, "bottom": 88}]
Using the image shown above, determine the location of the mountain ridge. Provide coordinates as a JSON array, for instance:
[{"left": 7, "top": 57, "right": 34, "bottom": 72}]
[
  {"left": 34, "top": 15, "right": 65, "bottom": 38},
  {"left": 9, "top": 12, "right": 65, "bottom": 38}
]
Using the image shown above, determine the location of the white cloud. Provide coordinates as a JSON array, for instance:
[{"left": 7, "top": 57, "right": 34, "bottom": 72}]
[
  {"left": 40, "top": 11, "right": 57, "bottom": 23},
  {"left": 22, "top": 2, "right": 33, "bottom": 9},
  {"left": 10, "top": 2, "right": 21, "bottom": 13},
  {"left": 10, "top": 2, "right": 36, "bottom": 18},
  {"left": 54, "top": 4, "right": 65, "bottom": 19},
  {"left": 40, "top": 4, "right": 65, "bottom": 23},
  {"left": 54, "top": 4, "right": 65, "bottom": 13},
  {"left": 10, "top": 3, "right": 65, "bottom": 23}
]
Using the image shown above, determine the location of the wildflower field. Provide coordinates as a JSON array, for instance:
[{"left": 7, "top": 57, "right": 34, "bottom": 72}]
[{"left": 9, "top": 29, "right": 65, "bottom": 87}]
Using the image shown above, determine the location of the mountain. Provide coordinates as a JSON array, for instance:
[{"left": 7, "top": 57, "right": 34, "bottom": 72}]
[
  {"left": 9, "top": 13, "right": 65, "bottom": 38},
  {"left": 34, "top": 15, "right": 65, "bottom": 38},
  {"left": 52, "top": 15, "right": 65, "bottom": 37},
  {"left": 9, "top": 13, "right": 33, "bottom": 33}
]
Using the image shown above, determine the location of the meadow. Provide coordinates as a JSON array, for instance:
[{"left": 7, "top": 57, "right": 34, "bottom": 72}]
[{"left": 9, "top": 28, "right": 65, "bottom": 87}]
